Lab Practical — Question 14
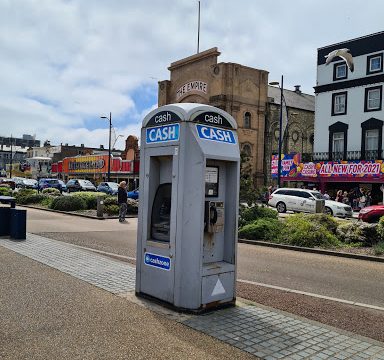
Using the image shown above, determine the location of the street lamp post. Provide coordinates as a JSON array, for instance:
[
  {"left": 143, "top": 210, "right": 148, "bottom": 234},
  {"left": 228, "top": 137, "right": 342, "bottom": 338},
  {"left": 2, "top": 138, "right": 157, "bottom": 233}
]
[
  {"left": 269, "top": 75, "right": 284, "bottom": 188},
  {"left": 9, "top": 135, "right": 13, "bottom": 178},
  {"left": 100, "top": 112, "right": 112, "bottom": 182}
]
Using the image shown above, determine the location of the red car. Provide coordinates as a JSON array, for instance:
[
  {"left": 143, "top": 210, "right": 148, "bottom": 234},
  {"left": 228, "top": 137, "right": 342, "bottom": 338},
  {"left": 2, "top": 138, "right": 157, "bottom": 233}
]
[{"left": 358, "top": 205, "right": 384, "bottom": 223}]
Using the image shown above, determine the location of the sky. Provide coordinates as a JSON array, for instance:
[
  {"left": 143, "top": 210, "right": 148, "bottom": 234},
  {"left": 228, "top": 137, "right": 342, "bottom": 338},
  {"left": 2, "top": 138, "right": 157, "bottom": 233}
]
[{"left": 1, "top": 0, "right": 383, "bottom": 150}]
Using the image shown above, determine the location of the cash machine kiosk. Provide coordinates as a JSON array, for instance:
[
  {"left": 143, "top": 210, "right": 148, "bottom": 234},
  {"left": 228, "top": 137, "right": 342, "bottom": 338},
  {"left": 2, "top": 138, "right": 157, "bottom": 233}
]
[{"left": 135, "top": 103, "right": 240, "bottom": 311}]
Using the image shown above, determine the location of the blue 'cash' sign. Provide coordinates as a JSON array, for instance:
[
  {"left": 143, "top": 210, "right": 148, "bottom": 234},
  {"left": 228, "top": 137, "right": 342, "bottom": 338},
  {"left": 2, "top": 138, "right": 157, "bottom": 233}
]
[
  {"left": 146, "top": 124, "right": 179, "bottom": 144},
  {"left": 196, "top": 124, "right": 236, "bottom": 144},
  {"left": 144, "top": 252, "right": 171, "bottom": 271}
]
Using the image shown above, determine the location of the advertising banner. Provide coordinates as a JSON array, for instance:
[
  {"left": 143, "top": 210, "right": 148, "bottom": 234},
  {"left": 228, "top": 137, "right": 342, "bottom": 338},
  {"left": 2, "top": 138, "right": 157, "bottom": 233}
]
[
  {"left": 62, "top": 155, "right": 109, "bottom": 174},
  {"left": 271, "top": 154, "right": 301, "bottom": 177},
  {"left": 271, "top": 155, "right": 384, "bottom": 179}
]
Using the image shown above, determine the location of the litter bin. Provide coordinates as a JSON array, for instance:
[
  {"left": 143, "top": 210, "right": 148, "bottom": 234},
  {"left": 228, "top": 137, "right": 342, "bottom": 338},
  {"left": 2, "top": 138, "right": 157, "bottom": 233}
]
[
  {"left": 10, "top": 208, "right": 27, "bottom": 240},
  {"left": 0, "top": 207, "right": 11, "bottom": 236}
]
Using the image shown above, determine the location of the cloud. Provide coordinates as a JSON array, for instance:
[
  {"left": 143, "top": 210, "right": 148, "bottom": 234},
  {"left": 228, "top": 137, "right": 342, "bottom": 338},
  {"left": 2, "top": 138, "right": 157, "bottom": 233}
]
[{"left": 1, "top": 0, "right": 383, "bottom": 148}]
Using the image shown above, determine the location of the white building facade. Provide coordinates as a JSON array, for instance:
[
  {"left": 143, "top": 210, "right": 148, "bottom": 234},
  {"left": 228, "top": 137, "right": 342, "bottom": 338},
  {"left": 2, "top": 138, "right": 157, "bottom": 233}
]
[{"left": 314, "top": 32, "right": 384, "bottom": 160}]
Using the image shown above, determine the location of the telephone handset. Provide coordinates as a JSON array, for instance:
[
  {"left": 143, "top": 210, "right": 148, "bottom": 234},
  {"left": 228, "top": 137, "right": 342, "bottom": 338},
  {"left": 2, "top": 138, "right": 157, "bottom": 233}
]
[{"left": 204, "top": 201, "right": 224, "bottom": 233}]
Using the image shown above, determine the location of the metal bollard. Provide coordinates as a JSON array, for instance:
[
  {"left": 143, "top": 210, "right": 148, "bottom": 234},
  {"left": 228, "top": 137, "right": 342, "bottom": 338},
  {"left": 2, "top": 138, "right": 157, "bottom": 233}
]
[{"left": 97, "top": 197, "right": 104, "bottom": 218}]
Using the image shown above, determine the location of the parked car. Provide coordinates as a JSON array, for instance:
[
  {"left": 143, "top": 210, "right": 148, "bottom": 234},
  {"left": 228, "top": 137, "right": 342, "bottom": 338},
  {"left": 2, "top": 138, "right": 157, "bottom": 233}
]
[
  {"left": 0, "top": 178, "right": 16, "bottom": 190},
  {"left": 97, "top": 182, "right": 119, "bottom": 195},
  {"left": 128, "top": 188, "right": 139, "bottom": 200},
  {"left": 358, "top": 205, "right": 384, "bottom": 223},
  {"left": 12, "top": 177, "right": 25, "bottom": 187},
  {"left": 66, "top": 179, "right": 96, "bottom": 192},
  {"left": 57, "top": 180, "right": 67, "bottom": 192},
  {"left": 16, "top": 178, "right": 38, "bottom": 189},
  {"left": 268, "top": 188, "right": 352, "bottom": 218},
  {"left": 38, "top": 178, "right": 61, "bottom": 191}
]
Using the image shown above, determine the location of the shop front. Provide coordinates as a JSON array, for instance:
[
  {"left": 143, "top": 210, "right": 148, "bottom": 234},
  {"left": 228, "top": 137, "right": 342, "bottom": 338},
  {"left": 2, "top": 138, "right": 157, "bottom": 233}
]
[
  {"left": 272, "top": 154, "right": 384, "bottom": 204},
  {"left": 51, "top": 154, "right": 139, "bottom": 189}
]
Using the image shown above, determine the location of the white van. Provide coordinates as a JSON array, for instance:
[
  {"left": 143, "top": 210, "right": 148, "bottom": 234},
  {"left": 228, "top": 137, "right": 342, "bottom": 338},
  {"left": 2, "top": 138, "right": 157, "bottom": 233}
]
[{"left": 268, "top": 188, "right": 352, "bottom": 218}]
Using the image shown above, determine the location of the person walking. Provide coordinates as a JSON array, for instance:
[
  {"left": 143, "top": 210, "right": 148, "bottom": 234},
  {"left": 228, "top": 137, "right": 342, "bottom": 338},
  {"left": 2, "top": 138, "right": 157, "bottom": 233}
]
[
  {"left": 335, "top": 189, "right": 343, "bottom": 202},
  {"left": 118, "top": 181, "right": 128, "bottom": 223}
]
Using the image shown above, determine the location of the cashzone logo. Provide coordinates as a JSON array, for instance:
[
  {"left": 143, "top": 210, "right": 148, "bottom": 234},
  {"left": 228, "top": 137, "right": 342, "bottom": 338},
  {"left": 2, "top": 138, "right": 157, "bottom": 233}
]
[
  {"left": 144, "top": 252, "right": 171, "bottom": 271},
  {"left": 146, "top": 123, "right": 180, "bottom": 144}
]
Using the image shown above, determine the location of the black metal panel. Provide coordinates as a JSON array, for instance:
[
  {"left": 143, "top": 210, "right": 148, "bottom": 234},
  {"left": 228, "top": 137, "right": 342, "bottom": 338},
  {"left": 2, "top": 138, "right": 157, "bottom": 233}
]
[{"left": 317, "top": 32, "right": 384, "bottom": 65}]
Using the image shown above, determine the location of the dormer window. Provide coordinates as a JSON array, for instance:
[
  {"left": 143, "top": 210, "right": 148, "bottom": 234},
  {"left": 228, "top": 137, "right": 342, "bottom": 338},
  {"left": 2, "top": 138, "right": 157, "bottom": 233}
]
[{"left": 333, "top": 63, "right": 347, "bottom": 81}]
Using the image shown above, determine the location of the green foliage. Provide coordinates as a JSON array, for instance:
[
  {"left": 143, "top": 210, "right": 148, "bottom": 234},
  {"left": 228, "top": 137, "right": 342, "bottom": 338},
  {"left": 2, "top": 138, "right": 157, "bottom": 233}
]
[
  {"left": 103, "top": 196, "right": 117, "bottom": 206},
  {"left": 239, "top": 205, "right": 278, "bottom": 228},
  {"left": 304, "top": 213, "right": 340, "bottom": 235},
  {"left": 70, "top": 191, "right": 106, "bottom": 209},
  {"left": 376, "top": 216, "right": 384, "bottom": 239},
  {"left": 282, "top": 213, "right": 340, "bottom": 248},
  {"left": 373, "top": 241, "right": 384, "bottom": 255},
  {"left": 42, "top": 188, "right": 61, "bottom": 196},
  {"left": 50, "top": 196, "right": 87, "bottom": 211},
  {"left": 0, "top": 186, "right": 12, "bottom": 196},
  {"left": 239, "top": 152, "right": 257, "bottom": 206},
  {"left": 18, "top": 194, "right": 48, "bottom": 205},
  {"left": 14, "top": 188, "right": 37, "bottom": 201},
  {"left": 105, "top": 204, "right": 119, "bottom": 216},
  {"left": 14, "top": 189, "right": 40, "bottom": 204},
  {"left": 238, "top": 218, "right": 282, "bottom": 241},
  {"left": 336, "top": 222, "right": 379, "bottom": 246},
  {"left": 127, "top": 198, "right": 138, "bottom": 214},
  {"left": 40, "top": 196, "right": 54, "bottom": 208}
]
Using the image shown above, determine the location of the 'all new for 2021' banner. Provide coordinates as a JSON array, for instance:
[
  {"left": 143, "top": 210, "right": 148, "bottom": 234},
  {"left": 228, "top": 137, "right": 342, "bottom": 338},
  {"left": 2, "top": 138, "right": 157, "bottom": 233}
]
[{"left": 271, "top": 154, "right": 384, "bottom": 178}]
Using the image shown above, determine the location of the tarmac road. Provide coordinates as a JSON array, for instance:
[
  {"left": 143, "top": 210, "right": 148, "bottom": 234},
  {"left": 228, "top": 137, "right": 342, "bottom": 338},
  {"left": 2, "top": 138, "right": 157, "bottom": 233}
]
[{"left": 27, "top": 207, "right": 384, "bottom": 308}]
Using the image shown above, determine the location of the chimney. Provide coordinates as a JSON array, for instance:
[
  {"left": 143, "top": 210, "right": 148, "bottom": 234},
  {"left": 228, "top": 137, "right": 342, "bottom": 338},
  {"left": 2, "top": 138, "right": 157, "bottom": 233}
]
[
  {"left": 100, "top": 145, "right": 104, "bottom": 149},
  {"left": 294, "top": 85, "right": 302, "bottom": 94}
]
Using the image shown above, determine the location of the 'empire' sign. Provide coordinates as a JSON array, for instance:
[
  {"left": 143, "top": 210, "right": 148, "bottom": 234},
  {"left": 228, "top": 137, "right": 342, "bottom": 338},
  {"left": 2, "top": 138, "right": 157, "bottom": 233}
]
[{"left": 176, "top": 81, "right": 207, "bottom": 100}]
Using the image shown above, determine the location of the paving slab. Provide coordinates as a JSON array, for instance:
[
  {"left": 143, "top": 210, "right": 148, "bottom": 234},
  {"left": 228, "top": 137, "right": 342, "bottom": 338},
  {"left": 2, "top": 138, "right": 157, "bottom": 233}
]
[{"left": 1, "top": 234, "right": 384, "bottom": 359}]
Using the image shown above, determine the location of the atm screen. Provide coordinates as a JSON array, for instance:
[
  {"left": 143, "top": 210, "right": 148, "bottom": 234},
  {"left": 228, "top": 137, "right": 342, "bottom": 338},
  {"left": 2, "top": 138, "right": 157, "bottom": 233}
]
[
  {"left": 205, "top": 166, "right": 219, "bottom": 197},
  {"left": 151, "top": 183, "right": 172, "bottom": 242}
]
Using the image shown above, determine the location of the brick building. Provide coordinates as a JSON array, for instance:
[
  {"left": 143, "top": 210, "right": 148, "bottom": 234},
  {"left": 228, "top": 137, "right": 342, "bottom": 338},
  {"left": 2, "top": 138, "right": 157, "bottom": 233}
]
[
  {"left": 265, "top": 85, "right": 315, "bottom": 185},
  {"left": 158, "top": 48, "right": 269, "bottom": 187}
]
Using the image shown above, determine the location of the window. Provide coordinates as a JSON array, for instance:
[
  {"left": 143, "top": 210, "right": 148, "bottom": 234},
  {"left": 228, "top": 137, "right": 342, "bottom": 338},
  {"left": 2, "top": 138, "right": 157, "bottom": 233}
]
[
  {"left": 242, "top": 144, "right": 252, "bottom": 157},
  {"left": 332, "top": 92, "right": 347, "bottom": 116},
  {"left": 365, "top": 129, "right": 379, "bottom": 151},
  {"left": 361, "top": 118, "right": 383, "bottom": 160},
  {"left": 333, "top": 132, "right": 344, "bottom": 153},
  {"left": 328, "top": 121, "right": 348, "bottom": 160},
  {"left": 367, "top": 53, "right": 383, "bottom": 75},
  {"left": 364, "top": 86, "right": 382, "bottom": 112},
  {"left": 151, "top": 183, "right": 172, "bottom": 242},
  {"left": 333, "top": 63, "right": 347, "bottom": 81},
  {"left": 243, "top": 112, "right": 251, "bottom": 129}
]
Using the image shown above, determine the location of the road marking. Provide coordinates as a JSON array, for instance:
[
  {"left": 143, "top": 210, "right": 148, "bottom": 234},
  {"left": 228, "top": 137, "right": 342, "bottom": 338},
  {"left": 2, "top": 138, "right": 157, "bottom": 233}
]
[
  {"left": 237, "top": 279, "right": 384, "bottom": 312},
  {"left": 65, "top": 245, "right": 384, "bottom": 313}
]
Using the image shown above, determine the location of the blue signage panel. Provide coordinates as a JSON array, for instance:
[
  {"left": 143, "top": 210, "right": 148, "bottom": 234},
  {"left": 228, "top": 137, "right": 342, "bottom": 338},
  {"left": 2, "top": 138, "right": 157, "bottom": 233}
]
[
  {"left": 144, "top": 252, "right": 171, "bottom": 271},
  {"left": 196, "top": 124, "right": 236, "bottom": 144},
  {"left": 146, "top": 124, "right": 180, "bottom": 144}
]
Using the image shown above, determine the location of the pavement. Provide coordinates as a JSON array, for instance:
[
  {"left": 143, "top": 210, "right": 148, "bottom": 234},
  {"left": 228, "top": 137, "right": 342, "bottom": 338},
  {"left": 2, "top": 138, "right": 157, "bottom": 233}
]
[{"left": 1, "top": 233, "right": 384, "bottom": 359}]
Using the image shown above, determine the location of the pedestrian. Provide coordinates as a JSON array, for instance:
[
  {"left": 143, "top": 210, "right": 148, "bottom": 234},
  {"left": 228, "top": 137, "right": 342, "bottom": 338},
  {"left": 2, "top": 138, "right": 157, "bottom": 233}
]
[
  {"left": 335, "top": 189, "right": 343, "bottom": 202},
  {"left": 323, "top": 191, "right": 330, "bottom": 200},
  {"left": 366, "top": 190, "right": 372, "bottom": 207},
  {"left": 342, "top": 191, "right": 349, "bottom": 204},
  {"left": 359, "top": 189, "right": 366, "bottom": 209},
  {"left": 118, "top": 181, "right": 128, "bottom": 223},
  {"left": 348, "top": 189, "right": 354, "bottom": 208}
]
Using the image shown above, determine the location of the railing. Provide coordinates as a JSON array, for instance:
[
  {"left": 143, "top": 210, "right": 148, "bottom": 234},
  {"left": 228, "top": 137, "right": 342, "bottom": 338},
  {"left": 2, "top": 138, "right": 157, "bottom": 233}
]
[{"left": 308, "top": 150, "right": 382, "bottom": 162}]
